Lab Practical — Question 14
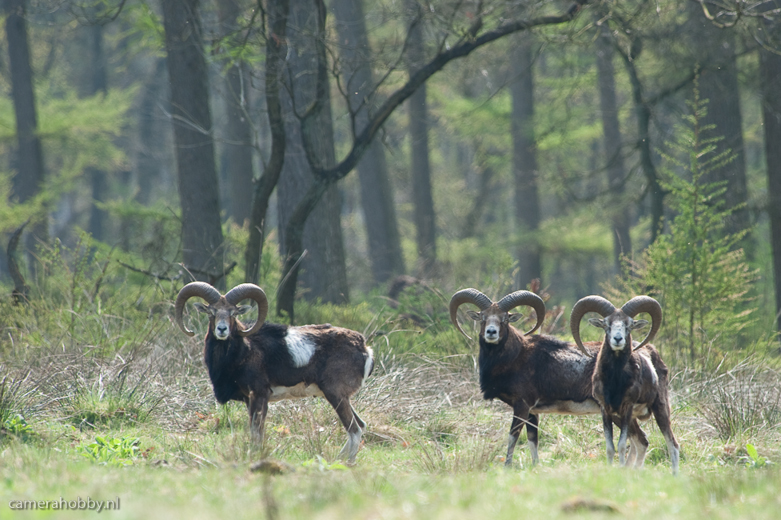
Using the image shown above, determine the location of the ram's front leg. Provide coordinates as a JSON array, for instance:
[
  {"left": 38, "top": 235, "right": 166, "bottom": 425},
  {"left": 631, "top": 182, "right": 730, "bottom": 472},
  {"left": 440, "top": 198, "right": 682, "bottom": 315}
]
[
  {"left": 506, "top": 402, "right": 532, "bottom": 467},
  {"left": 247, "top": 390, "right": 269, "bottom": 445},
  {"left": 617, "top": 406, "right": 633, "bottom": 466},
  {"left": 602, "top": 409, "right": 615, "bottom": 465}
]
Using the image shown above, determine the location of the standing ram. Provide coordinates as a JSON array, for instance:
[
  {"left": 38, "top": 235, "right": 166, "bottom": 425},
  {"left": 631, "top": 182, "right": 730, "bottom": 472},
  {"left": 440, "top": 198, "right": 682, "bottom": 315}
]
[
  {"left": 175, "top": 282, "right": 374, "bottom": 464},
  {"left": 570, "top": 295, "right": 679, "bottom": 474},
  {"left": 449, "top": 288, "right": 649, "bottom": 467}
]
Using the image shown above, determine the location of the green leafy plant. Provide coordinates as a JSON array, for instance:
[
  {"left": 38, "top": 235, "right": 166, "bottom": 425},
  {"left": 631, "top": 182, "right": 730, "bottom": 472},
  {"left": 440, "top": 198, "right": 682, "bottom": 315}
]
[
  {"left": 742, "top": 443, "right": 773, "bottom": 469},
  {"left": 606, "top": 84, "right": 758, "bottom": 369},
  {"left": 76, "top": 435, "right": 141, "bottom": 466},
  {"left": 1, "top": 414, "right": 35, "bottom": 441},
  {"left": 301, "top": 455, "right": 348, "bottom": 472}
]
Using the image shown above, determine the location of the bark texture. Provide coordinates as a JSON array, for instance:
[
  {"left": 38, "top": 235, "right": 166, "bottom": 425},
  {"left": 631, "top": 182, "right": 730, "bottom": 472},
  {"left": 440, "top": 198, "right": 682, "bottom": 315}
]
[
  {"left": 244, "top": 0, "right": 288, "bottom": 284},
  {"left": 760, "top": 43, "right": 781, "bottom": 339},
  {"left": 217, "top": 0, "right": 255, "bottom": 225},
  {"left": 511, "top": 37, "right": 542, "bottom": 288},
  {"left": 276, "top": 0, "right": 348, "bottom": 316},
  {"left": 332, "top": 0, "right": 405, "bottom": 284},
  {"left": 87, "top": 21, "right": 109, "bottom": 242},
  {"left": 406, "top": 1, "right": 436, "bottom": 274},
  {"left": 595, "top": 20, "right": 631, "bottom": 272},
  {"left": 162, "top": 0, "right": 226, "bottom": 286},
  {"left": 688, "top": 9, "right": 752, "bottom": 251},
  {"left": 5, "top": 0, "right": 48, "bottom": 263}
]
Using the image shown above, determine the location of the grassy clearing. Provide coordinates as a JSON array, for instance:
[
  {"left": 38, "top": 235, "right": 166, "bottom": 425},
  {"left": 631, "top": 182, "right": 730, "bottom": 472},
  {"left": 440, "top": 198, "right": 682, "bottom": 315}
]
[
  {"left": 1, "top": 249, "right": 780, "bottom": 519},
  {"left": 1, "top": 342, "right": 780, "bottom": 519}
]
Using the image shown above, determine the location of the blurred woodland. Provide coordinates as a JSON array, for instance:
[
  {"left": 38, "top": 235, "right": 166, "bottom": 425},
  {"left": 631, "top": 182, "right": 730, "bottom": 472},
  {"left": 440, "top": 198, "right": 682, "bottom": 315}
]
[{"left": 1, "top": 0, "right": 781, "bottom": 357}]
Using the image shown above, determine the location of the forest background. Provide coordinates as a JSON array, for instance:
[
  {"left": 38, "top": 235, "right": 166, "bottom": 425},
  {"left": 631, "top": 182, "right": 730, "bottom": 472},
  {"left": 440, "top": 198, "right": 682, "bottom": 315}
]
[{"left": 1, "top": 0, "right": 781, "bottom": 518}]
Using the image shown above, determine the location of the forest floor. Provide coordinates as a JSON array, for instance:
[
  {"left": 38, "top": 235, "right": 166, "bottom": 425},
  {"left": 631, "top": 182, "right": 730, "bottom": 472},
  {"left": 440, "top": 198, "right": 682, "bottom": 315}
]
[{"left": 2, "top": 336, "right": 780, "bottom": 520}]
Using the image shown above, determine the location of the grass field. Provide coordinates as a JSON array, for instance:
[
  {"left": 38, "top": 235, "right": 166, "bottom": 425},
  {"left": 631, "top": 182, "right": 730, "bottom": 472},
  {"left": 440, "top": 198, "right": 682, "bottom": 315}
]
[
  {"left": 2, "top": 332, "right": 780, "bottom": 520},
  {"left": 1, "top": 258, "right": 780, "bottom": 520}
]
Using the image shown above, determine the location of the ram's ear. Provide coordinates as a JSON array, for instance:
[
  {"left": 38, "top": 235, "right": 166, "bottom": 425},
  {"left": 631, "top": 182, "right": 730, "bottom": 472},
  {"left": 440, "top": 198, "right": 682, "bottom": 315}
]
[
  {"left": 587, "top": 317, "right": 607, "bottom": 330},
  {"left": 193, "top": 302, "right": 214, "bottom": 316},
  {"left": 506, "top": 313, "right": 523, "bottom": 323},
  {"left": 465, "top": 310, "right": 482, "bottom": 321},
  {"left": 631, "top": 319, "right": 649, "bottom": 331},
  {"left": 232, "top": 305, "right": 252, "bottom": 316}
]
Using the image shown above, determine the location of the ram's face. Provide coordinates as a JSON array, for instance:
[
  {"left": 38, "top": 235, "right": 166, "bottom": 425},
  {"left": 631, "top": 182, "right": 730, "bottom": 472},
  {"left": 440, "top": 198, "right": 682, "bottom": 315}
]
[
  {"left": 194, "top": 302, "right": 251, "bottom": 340},
  {"left": 588, "top": 313, "right": 648, "bottom": 351},
  {"left": 466, "top": 306, "right": 522, "bottom": 344}
]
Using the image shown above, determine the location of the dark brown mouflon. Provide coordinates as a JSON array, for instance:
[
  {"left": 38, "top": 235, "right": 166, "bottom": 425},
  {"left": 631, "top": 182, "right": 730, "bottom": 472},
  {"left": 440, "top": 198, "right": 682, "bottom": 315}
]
[{"left": 175, "top": 282, "right": 373, "bottom": 464}]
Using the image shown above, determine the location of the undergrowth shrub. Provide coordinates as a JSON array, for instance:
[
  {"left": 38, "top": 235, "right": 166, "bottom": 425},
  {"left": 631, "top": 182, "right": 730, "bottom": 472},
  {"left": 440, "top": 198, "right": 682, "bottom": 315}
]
[
  {"left": 686, "top": 362, "right": 781, "bottom": 440},
  {"left": 0, "top": 371, "right": 38, "bottom": 443},
  {"left": 76, "top": 435, "right": 141, "bottom": 466},
  {"left": 59, "top": 365, "right": 163, "bottom": 429},
  {"left": 606, "top": 88, "right": 759, "bottom": 370}
]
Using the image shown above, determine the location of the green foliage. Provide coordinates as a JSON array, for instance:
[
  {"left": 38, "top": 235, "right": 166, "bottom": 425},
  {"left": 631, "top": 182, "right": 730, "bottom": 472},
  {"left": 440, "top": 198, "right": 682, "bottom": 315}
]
[
  {"left": 0, "top": 372, "right": 37, "bottom": 443},
  {"left": 0, "top": 84, "right": 135, "bottom": 237},
  {"left": 63, "top": 368, "right": 162, "bottom": 430},
  {"left": 76, "top": 435, "right": 141, "bottom": 466},
  {"left": 1, "top": 414, "right": 35, "bottom": 442},
  {"left": 301, "top": 455, "right": 349, "bottom": 472},
  {"left": 606, "top": 88, "right": 759, "bottom": 369},
  {"left": 743, "top": 443, "right": 773, "bottom": 469}
]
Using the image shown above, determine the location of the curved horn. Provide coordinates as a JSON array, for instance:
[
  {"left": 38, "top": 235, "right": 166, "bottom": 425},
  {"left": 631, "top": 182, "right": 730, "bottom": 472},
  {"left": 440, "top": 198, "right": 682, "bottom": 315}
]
[
  {"left": 621, "top": 296, "right": 662, "bottom": 350},
  {"left": 569, "top": 295, "right": 616, "bottom": 357},
  {"left": 497, "top": 291, "right": 546, "bottom": 336},
  {"left": 175, "top": 282, "right": 222, "bottom": 337},
  {"left": 449, "top": 288, "right": 493, "bottom": 340},
  {"left": 225, "top": 283, "right": 269, "bottom": 336}
]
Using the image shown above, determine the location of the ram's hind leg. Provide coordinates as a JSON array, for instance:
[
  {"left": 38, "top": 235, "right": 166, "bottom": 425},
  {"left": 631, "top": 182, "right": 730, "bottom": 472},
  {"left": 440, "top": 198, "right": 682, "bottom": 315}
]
[
  {"left": 627, "top": 418, "right": 648, "bottom": 468},
  {"left": 526, "top": 414, "right": 540, "bottom": 465},
  {"left": 350, "top": 404, "right": 367, "bottom": 431},
  {"left": 325, "top": 393, "right": 363, "bottom": 464},
  {"left": 651, "top": 398, "right": 680, "bottom": 475}
]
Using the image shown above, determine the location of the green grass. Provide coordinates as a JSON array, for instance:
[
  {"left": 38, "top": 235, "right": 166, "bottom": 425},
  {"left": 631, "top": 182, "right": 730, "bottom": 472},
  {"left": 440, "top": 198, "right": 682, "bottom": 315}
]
[
  {"left": 1, "top": 350, "right": 779, "bottom": 519},
  {"left": 1, "top": 250, "right": 780, "bottom": 519}
]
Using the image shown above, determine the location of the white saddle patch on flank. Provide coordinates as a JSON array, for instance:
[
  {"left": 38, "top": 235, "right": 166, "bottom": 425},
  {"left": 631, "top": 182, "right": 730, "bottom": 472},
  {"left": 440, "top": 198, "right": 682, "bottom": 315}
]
[
  {"left": 638, "top": 352, "right": 658, "bottom": 386},
  {"left": 269, "top": 382, "right": 324, "bottom": 402},
  {"left": 285, "top": 328, "right": 316, "bottom": 367}
]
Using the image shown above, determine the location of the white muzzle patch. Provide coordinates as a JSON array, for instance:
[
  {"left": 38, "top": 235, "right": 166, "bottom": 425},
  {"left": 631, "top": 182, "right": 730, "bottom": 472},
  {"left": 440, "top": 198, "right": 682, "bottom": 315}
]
[
  {"left": 483, "top": 316, "right": 502, "bottom": 344},
  {"left": 609, "top": 321, "right": 628, "bottom": 350},
  {"left": 214, "top": 318, "right": 231, "bottom": 340}
]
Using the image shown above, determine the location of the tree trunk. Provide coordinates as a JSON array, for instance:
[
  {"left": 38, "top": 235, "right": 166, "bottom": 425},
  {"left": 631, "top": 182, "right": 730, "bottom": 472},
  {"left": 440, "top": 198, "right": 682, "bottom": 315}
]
[
  {"left": 511, "top": 36, "right": 542, "bottom": 288},
  {"left": 135, "top": 59, "right": 168, "bottom": 207},
  {"left": 276, "top": 0, "right": 348, "bottom": 319},
  {"left": 87, "top": 21, "right": 109, "bottom": 243},
  {"left": 5, "top": 0, "right": 48, "bottom": 266},
  {"left": 332, "top": 0, "right": 405, "bottom": 284},
  {"left": 162, "top": 0, "right": 226, "bottom": 287},
  {"left": 406, "top": 1, "right": 436, "bottom": 275},
  {"left": 595, "top": 20, "right": 631, "bottom": 273},
  {"left": 760, "top": 43, "right": 781, "bottom": 340},
  {"left": 216, "top": 0, "right": 254, "bottom": 225},
  {"left": 244, "top": 0, "right": 288, "bottom": 284},
  {"left": 617, "top": 41, "right": 665, "bottom": 244},
  {"left": 688, "top": 8, "right": 752, "bottom": 253}
]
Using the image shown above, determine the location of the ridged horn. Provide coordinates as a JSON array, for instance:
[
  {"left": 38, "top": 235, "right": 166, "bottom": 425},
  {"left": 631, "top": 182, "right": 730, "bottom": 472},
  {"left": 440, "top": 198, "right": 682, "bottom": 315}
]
[
  {"left": 569, "top": 295, "right": 616, "bottom": 357},
  {"left": 175, "top": 282, "right": 222, "bottom": 337},
  {"left": 621, "top": 296, "right": 662, "bottom": 350},
  {"left": 449, "top": 288, "right": 493, "bottom": 340},
  {"left": 225, "top": 283, "right": 269, "bottom": 336},
  {"left": 497, "top": 291, "right": 546, "bottom": 336}
]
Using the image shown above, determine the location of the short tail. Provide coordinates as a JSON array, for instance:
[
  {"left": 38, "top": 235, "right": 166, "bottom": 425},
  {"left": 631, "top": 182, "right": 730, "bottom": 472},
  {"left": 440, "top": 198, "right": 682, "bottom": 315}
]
[{"left": 363, "top": 346, "right": 374, "bottom": 380}]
